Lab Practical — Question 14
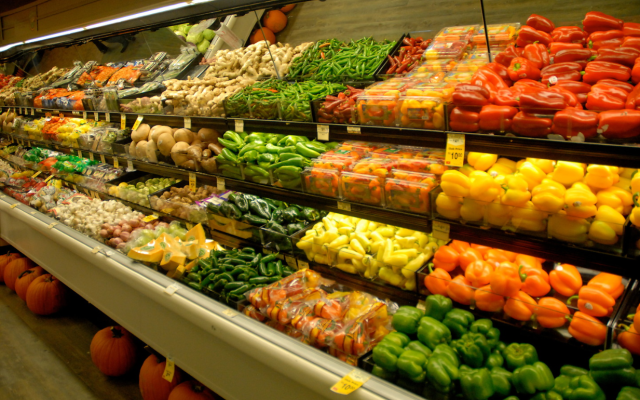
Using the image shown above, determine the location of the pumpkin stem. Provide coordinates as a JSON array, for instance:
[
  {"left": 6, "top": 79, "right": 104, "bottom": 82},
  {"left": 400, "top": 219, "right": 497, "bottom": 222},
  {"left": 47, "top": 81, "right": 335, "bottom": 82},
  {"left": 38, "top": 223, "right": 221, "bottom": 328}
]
[
  {"left": 110, "top": 326, "right": 124, "bottom": 338},
  {"left": 18, "top": 269, "right": 33, "bottom": 279},
  {"left": 193, "top": 383, "right": 204, "bottom": 393},
  {"left": 144, "top": 345, "right": 165, "bottom": 363}
]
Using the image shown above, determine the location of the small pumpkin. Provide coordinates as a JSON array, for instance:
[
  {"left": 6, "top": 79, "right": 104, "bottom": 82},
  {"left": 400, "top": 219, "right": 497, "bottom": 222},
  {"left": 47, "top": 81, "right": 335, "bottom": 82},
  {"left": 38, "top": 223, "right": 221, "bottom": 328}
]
[
  {"left": 0, "top": 252, "right": 22, "bottom": 283},
  {"left": 168, "top": 381, "right": 216, "bottom": 400},
  {"left": 90, "top": 326, "right": 137, "bottom": 376},
  {"left": 15, "top": 266, "right": 45, "bottom": 301},
  {"left": 250, "top": 27, "right": 276, "bottom": 45},
  {"left": 262, "top": 10, "right": 287, "bottom": 33},
  {"left": 4, "top": 257, "right": 35, "bottom": 291},
  {"left": 140, "top": 354, "right": 182, "bottom": 400},
  {"left": 280, "top": 4, "right": 296, "bottom": 12},
  {"left": 26, "top": 274, "right": 67, "bottom": 315}
]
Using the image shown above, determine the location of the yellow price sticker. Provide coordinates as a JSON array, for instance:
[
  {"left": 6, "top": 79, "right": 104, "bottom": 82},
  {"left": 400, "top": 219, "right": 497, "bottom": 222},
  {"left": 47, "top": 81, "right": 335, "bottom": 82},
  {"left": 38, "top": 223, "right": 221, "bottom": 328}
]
[
  {"left": 234, "top": 119, "right": 244, "bottom": 132},
  {"left": 113, "top": 157, "right": 119, "bottom": 168},
  {"left": 45, "top": 112, "right": 52, "bottom": 118},
  {"left": 216, "top": 177, "right": 225, "bottom": 191},
  {"left": 297, "top": 259, "right": 309, "bottom": 269},
  {"left": 89, "top": 152, "right": 94, "bottom": 161},
  {"left": 32, "top": 171, "right": 42, "bottom": 178},
  {"left": 162, "top": 357, "right": 175, "bottom": 383},
  {"left": 184, "top": 117, "right": 191, "bottom": 129},
  {"left": 77, "top": 150, "right": 83, "bottom": 158},
  {"left": 445, "top": 133, "right": 465, "bottom": 167},
  {"left": 10, "top": 204, "right": 19, "bottom": 209},
  {"left": 120, "top": 114, "right": 126, "bottom": 130},
  {"left": 83, "top": 111, "right": 88, "bottom": 119},
  {"left": 142, "top": 215, "right": 158, "bottom": 223},
  {"left": 432, "top": 220, "right": 451, "bottom": 241},
  {"left": 100, "top": 154, "right": 106, "bottom": 164},
  {"left": 105, "top": 113, "right": 110, "bottom": 122},
  {"left": 132, "top": 115, "right": 144, "bottom": 131},
  {"left": 330, "top": 369, "right": 370, "bottom": 395},
  {"left": 94, "top": 112, "right": 99, "bottom": 121},
  {"left": 189, "top": 173, "right": 196, "bottom": 193},
  {"left": 44, "top": 174, "right": 55, "bottom": 183}
]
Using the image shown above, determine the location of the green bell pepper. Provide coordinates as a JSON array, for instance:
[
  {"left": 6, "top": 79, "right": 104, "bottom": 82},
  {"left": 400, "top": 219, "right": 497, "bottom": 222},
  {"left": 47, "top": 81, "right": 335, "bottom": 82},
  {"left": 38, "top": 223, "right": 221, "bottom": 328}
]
[
  {"left": 405, "top": 341, "right": 432, "bottom": 358},
  {"left": 460, "top": 368, "right": 495, "bottom": 400},
  {"left": 417, "top": 316, "right": 452, "bottom": 350},
  {"left": 372, "top": 340, "right": 405, "bottom": 373},
  {"left": 491, "top": 366, "right": 513, "bottom": 398},
  {"left": 560, "top": 365, "right": 588, "bottom": 377},
  {"left": 589, "top": 349, "right": 637, "bottom": 388},
  {"left": 504, "top": 343, "right": 539, "bottom": 371},
  {"left": 397, "top": 350, "right": 429, "bottom": 382},
  {"left": 371, "top": 365, "right": 396, "bottom": 381},
  {"left": 495, "top": 341, "right": 507, "bottom": 354},
  {"left": 552, "top": 373, "right": 605, "bottom": 400},
  {"left": 426, "top": 344, "right": 459, "bottom": 393},
  {"left": 393, "top": 306, "right": 424, "bottom": 335},
  {"left": 451, "top": 332, "right": 491, "bottom": 368},
  {"left": 442, "top": 309, "right": 475, "bottom": 339},
  {"left": 512, "top": 362, "right": 555, "bottom": 395},
  {"left": 470, "top": 318, "right": 501, "bottom": 349},
  {"left": 618, "top": 387, "right": 640, "bottom": 400},
  {"left": 384, "top": 331, "right": 411, "bottom": 347},
  {"left": 423, "top": 294, "right": 452, "bottom": 321},
  {"left": 485, "top": 350, "right": 504, "bottom": 369},
  {"left": 530, "top": 391, "right": 563, "bottom": 400}
]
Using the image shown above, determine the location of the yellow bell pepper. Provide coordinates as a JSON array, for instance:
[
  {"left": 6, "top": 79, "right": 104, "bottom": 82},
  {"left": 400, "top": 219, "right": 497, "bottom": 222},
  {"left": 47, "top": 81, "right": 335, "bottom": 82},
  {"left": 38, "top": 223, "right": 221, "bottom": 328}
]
[
  {"left": 620, "top": 168, "right": 637, "bottom": 179},
  {"left": 461, "top": 198, "right": 486, "bottom": 222},
  {"left": 632, "top": 171, "right": 640, "bottom": 194},
  {"left": 526, "top": 158, "right": 556, "bottom": 174},
  {"left": 458, "top": 164, "right": 475, "bottom": 176},
  {"left": 588, "top": 220, "right": 619, "bottom": 245},
  {"left": 488, "top": 158, "right": 517, "bottom": 176},
  {"left": 531, "top": 179, "right": 566, "bottom": 213},
  {"left": 441, "top": 170, "right": 470, "bottom": 197},
  {"left": 564, "top": 182, "right": 597, "bottom": 218},
  {"left": 469, "top": 175, "right": 500, "bottom": 203},
  {"left": 550, "top": 161, "right": 585, "bottom": 187},
  {"left": 615, "top": 177, "right": 632, "bottom": 192},
  {"left": 594, "top": 205, "right": 625, "bottom": 236},
  {"left": 501, "top": 176, "right": 531, "bottom": 207},
  {"left": 630, "top": 204, "right": 640, "bottom": 228},
  {"left": 515, "top": 161, "right": 546, "bottom": 190},
  {"left": 596, "top": 186, "right": 633, "bottom": 215},
  {"left": 467, "top": 152, "right": 498, "bottom": 171},
  {"left": 584, "top": 165, "right": 619, "bottom": 190},
  {"left": 548, "top": 212, "right": 590, "bottom": 244},
  {"left": 436, "top": 192, "right": 463, "bottom": 220},
  {"left": 510, "top": 201, "right": 547, "bottom": 232},
  {"left": 485, "top": 197, "right": 512, "bottom": 227}
]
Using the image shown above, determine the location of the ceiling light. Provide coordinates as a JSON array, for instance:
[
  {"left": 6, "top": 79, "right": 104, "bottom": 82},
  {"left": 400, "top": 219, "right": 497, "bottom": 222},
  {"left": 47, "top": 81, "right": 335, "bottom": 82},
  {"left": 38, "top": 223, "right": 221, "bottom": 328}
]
[
  {"left": 85, "top": 3, "right": 190, "bottom": 30},
  {"left": 24, "top": 28, "right": 85, "bottom": 44}
]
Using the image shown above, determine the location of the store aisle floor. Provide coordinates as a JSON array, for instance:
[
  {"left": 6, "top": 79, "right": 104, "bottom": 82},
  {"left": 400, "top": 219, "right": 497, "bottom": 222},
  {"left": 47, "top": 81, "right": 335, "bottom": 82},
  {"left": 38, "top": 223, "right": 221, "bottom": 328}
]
[{"left": 0, "top": 285, "right": 141, "bottom": 400}]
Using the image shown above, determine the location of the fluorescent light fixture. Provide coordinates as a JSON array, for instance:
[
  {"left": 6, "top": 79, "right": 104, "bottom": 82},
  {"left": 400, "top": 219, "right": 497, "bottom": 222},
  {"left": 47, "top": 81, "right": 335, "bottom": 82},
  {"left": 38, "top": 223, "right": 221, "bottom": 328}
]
[
  {"left": 24, "top": 28, "right": 86, "bottom": 44},
  {"left": 85, "top": 3, "right": 190, "bottom": 30},
  {"left": 0, "top": 42, "right": 22, "bottom": 52},
  {"left": 189, "top": 0, "right": 215, "bottom": 4}
]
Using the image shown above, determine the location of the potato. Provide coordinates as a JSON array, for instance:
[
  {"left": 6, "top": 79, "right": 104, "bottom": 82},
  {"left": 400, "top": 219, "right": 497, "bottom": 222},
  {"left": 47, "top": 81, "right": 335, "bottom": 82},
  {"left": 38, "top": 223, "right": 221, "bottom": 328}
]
[
  {"left": 128, "top": 141, "right": 137, "bottom": 158},
  {"left": 171, "top": 142, "right": 190, "bottom": 165},
  {"left": 187, "top": 145, "right": 203, "bottom": 161},
  {"left": 198, "top": 128, "right": 219, "bottom": 142},
  {"left": 150, "top": 125, "right": 172, "bottom": 142},
  {"left": 146, "top": 140, "right": 159, "bottom": 163},
  {"left": 174, "top": 128, "right": 195, "bottom": 144},
  {"left": 157, "top": 133, "right": 176, "bottom": 157},
  {"left": 180, "top": 160, "right": 197, "bottom": 170},
  {"left": 131, "top": 123, "right": 150, "bottom": 142},
  {"left": 136, "top": 140, "right": 148, "bottom": 159}
]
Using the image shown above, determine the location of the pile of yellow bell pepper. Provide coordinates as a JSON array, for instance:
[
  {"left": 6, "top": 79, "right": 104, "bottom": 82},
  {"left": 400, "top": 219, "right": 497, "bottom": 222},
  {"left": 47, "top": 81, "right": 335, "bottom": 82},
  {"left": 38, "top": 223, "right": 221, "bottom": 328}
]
[{"left": 295, "top": 212, "right": 444, "bottom": 291}]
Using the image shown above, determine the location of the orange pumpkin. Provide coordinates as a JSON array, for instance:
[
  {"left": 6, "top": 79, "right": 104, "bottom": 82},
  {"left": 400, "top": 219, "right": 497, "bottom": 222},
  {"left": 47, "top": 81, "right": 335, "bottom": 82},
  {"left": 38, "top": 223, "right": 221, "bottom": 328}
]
[
  {"left": 140, "top": 354, "right": 183, "bottom": 400},
  {"left": 168, "top": 381, "right": 217, "bottom": 400},
  {"left": 280, "top": 4, "right": 296, "bottom": 12},
  {"left": 262, "top": 10, "right": 287, "bottom": 33},
  {"left": 250, "top": 27, "right": 276, "bottom": 45},
  {"left": 0, "top": 252, "right": 22, "bottom": 283},
  {"left": 90, "top": 326, "right": 137, "bottom": 376},
  {"left": 15, "top": 266, "right": 45, "bottom": 302},
  {"left": 4, "top": 257, "right": 35, "bottom": 291},
  {"left": 26, "top": 274, "right": 67, "bottom": 315}
]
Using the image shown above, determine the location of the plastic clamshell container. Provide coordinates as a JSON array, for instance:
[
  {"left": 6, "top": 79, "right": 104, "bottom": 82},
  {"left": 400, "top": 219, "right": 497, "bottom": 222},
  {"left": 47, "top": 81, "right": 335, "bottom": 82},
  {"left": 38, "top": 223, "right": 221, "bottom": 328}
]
[
  {"left": 340, "top": 172, "right": 384, "bottom": 206},
  {"left": 389, "top": 169, "right": 437, "bottom": 183},
  {"left": 403, "top": 70, "right": 445, "bottom": 83},
  {"left": 364, "top": 79, "right": 416, "bottom": 97},
  {"left": 369, "top": 147, "right": 415, "bottom": 160},
  {"left": 424, "top": 40, "right": 470, "bottom": 60},
  {"left": 311, "top": 156, "right": 358, "bottom": 171},
  {"left": 472, "top": 23, "right": 520, "bottom": 45},
  {"left": 397, "top": 96, "right": 445, "bottom": 130},
  {"left": 452, "top": 58, "right": 489, "bottom": 73},
  {"left": 215, "top": 157, "right": 244, "bottom": 180},
  {"left": 434, "top": 25, "right": 478, "bottom": 42},
  {"left": 416, "top": 59, "right": 458, "bottom": 73},
  {"left": 396, "top": 157, "right": 448, "bottom": 175},
  {"left": 106, "top": 172, "right": 177, "bottom": 208},
  {"left": 241, "top": 162, "right": 272, "bottom": 185},
  {"left": 443, "top": 70, "right": 475, "bottom": 83},
  {"left": 351, "top": 158, "right": 397, "bottom": 179},
  {"left": 356, "top": 95, "right": 399, "bottom": 127},
  {"left": 404, "top": 82, "right": 456, "bottom": 102},
  {"left": 148, "top": 181, "right": 215, "bottom": 223},
  {"left": 311, "top": 94, "right": 359, "bottom": 125},
  {"left": 323, "top": 148, "right": 368, "bottom": 160},
  {"left": 384, "top": 178, "right": 434, "bottom": 214},
  {"left": 302, "top": 167, "right": 342, "bottom": 198}
]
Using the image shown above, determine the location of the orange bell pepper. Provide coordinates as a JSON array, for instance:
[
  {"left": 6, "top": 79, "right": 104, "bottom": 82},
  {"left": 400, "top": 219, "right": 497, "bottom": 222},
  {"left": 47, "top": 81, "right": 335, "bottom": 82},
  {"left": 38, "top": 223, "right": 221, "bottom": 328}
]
[
  {"left": 484, "top": 249, "right": 511, "bottom": 268},
  {"left": 519, "top": 266, "right": 551, "bottom": 297},
  {"left": 465, "top": 260, "right": 494, "bottom": 287},
  {"left": 501, "top": 250, "right": 518, "bottom": 262},
  {"left": 634, "top": 312, "right": 640, "bottom": 334},
  {"left": 504, "top": 291, "right": 537, "bottom": 321},
  {"left": 618, "top": 324, "right": 640, "bottom": 355},
  {"left": 424, "top": 264, "right": 452, "bottom": 296},
  {"left": 490, "top": 262, "right": 523, "bottom": 297},
  {"left": 587, "top": 272, "right": 624, "bottom": 299},
  {"left": 549, "top": 264, "right": 582, "bottom": 297},
  {"left": 447, "top": 275, "right": 475, "bottom": 305},
  {"left": 450, "top": 240, "right": 471, "bottom": 255},
  {"left": 459, "top": 248, "right": 483, "bottom": 271},
  {"left": 568, "top": 311, "right": 606, "bottom": 346},
  {"left": 470, "top": 243, "right": 492, "bottom": 256},
  {"left": 474, "top": 285, "right": 505, "bottom": 312},
  {"left": 569, "top": 286, "right": 615, "bottom": 317},
  {"left": 433, "top": 245, "right": 460, "bottom": 272},
  {"left": 514, "top": 254, "right": 542, "bottom": 270},
  {"left": 536, "top": 297, "right": 570, "bottom": 328}
]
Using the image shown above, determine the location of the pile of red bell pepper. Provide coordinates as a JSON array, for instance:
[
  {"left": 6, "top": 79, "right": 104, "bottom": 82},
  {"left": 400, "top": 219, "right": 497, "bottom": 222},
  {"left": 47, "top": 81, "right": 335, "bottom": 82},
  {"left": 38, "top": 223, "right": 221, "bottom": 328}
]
[
  {"left": 448, "top": 11, "right": 640, "bottom": 140},
  {"left": 316, "top": 86, "right": 364, "bottom": 124},
  {"left": 384, "top": 36, "right": 432, "bottom": 75}
]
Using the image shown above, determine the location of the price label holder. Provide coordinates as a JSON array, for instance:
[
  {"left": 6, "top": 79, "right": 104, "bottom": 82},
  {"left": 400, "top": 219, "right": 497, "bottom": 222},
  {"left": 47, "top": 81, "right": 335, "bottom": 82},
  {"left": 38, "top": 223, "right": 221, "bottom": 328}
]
[
  {"left": 164, "top": 283, "right": 180, "bottom": 296},
  {"left": 416, "top": 299, "right": 426, "bottom": 311},
  {"left": 162, "top": 356, "right": 175, "bottom": 382},
  {"left": 72, "top": 111, "right": 80, "bottom": 116},
  {"left": 297, "top": 259, "right": 309, "bottom": 269},
  {"left": 346, "top": 126, "right": 361, "bottom": 134},
  {"left": 47, "top": 222, "right": 58, "bottom": 229},
  {"left": 83, "top": 111, "right": 88, "bottom": 120},
  {"left": 331, "top": 369, "right": 370, "bottom": 395},
  {"left": 132, "top": 115, "right": 144, "bottom": 131},
  {"left": 44, "top": 175, "right": 55, "bottom": 183},
  {"left": 89, "top": 152, "right": 94, "bottom": 161},
  {"left": 94, "top": 112, "right": 99, "bottom": 121},
  {"left": 127, "top": 160, "right": 134, "bottom": 171},
  {"left": 31, "top": 109, "right": 35, "bottom": 116},
  {"left": 234, "top": 119, "right": 244, "bottom": 132},
  {"left": 105, "top": 113, "right": 110, "bottom": 122},
  {"left": 100, "top": 154, "right": 106, "bottom": 164},
  {"left": 77, "top": 150, "right": 83, "bottom": 158},
  {"left": 189, "top": 173, "right": 196, "bottom": 192},
  {"left": 120, "top": 114, "right": 126, "bottom": 130},
  {"left": 337, "top": 201, "right": 351, "bottom": 212},
  {"left": 185, "top": 222, "right": 194, "bottom": 230},
  {"left": 285, "top": 255, "right": 297, "bottom": 269},
  {"left": 113, "top": 157, "right": 119, "bottom": 169},
  {"left": 10, "top": 204, "right": 18, "bottom": 209},
  {"left": 317, "top": 124, "right": 329, "bottom": 141},
  {"left": 432, "top": 220, "right": 451, "bottom": 241},
  {"left": 91, "top": 246, "right": 101, "bottom": 254},
  {"left": 217, "top": 177, "right": 225, "bottom": 191},
  {"left": 445, "top": 133, "right": 465, "bottom": 167},
  {"left": 32, "top": 171, "right": 42, "bottom": 178},
  {"left": 223, "top": 308, "right": 239, "bottom": 318},
  {"left": 184, "top": 117, "right": 191, "bottom": 129}
]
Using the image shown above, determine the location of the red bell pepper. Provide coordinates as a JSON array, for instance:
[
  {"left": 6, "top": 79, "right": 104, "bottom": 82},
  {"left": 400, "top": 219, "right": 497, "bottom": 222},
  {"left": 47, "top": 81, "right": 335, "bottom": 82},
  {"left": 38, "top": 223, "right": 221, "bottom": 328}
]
[
  {"left": 626, "top": 84, "right": 640, "bottom": 110},
  {"left": 550, "top": 42, "right": 583, "bottom": 57},
  {"left": 514, "top": 79, "right": 547, "bottom": 90},
  {"left": 512, "top": 112, "right": 553, "bottom": 137},
  {"left": 469, "top": 67, "right": 509, "bottom": 96},
  {"left": 508, "top": 57, "right": 542, "bottom": 81},
  {"left": 552, "top": 108, "right": 599, "bottom": 139},
  {"left": 479, "top": 105, "right": 518, "bottom": 132},
  {"left": 595, "top": 47, "right": 640, "bottom": 67},
  {"left": 494, "top": 89, "right": 519, "bottom": 107},
  {"left": 495, "top": 45, "right": 524, "bottom": 68},
  {"left": 551, "top": 27, "right": 586, "bottom": 43},
  {"left": 623, "top": 22, "right": 640, "bottom": 37},
  {"left": 597, "top": 109, "right": 640, "bottom": 139},
  {"left": 547, "top": 87, "right": 582, "bottom": 109},
  {"left": 452, "top": 84, "right": 491, "bottom": 107},
  {"left": 622, "top": 37, "right": 640, "bottom": 51},
  {"left": 583, "top": 61, "right": 631, "bottom": 83},
  {"left": 483, "top": 63, "right": 513, "bottom": 86},
  {"left": 554, "top": 48, "right": 597, "bottom": 68},
  {"left": 510, "top": 83, "right": 544, "bottom": 99},
  {"left": 527, "top": 14, "right": 555, "bottom": 33},
  {"left": 541, "top": 62, "right": 583, "bottom": 84},
  {"left": 634, "top": 58, "right": 640, "bottom": 84},
  {"left": 597, "top": 79, "right": 634, "bottom": 93},
  {"left": 450, "top": 107, "right": 480, "bottom": 132},
  {"left": 516, "top": 26, "right": 553, "bottom": 47},
  {"left": 523, "top": 43, "right": 551, "bottom": 69},
  {"left": 582, "top": 11, "right": 623, "bottom": 34},
  {"left": 591, "top": 38, "right": 624, "bottom": 51},
  {"left": 555, "top": 80, "right": 591, "bottom": 103},
  {"left": 519, "top": 90, "right": 568, "bottom": 112},
  {"left": 585, "top": 83, "right": 629, "bottom": 110},
  {"left": 588, "top": 30, "right": 624, "bottom": 43}
]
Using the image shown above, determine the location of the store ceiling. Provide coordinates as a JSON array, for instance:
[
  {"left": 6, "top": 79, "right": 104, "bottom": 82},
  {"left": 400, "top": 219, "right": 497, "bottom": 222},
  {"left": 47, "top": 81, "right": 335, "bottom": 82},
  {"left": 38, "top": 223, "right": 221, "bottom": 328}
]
[{"left": 0, "top": 0, "right": 38, "bottom": 15}]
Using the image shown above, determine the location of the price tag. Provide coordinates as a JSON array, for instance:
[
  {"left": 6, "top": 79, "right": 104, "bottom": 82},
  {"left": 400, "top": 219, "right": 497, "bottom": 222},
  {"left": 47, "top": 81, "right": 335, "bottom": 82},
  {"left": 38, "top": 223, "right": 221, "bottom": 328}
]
[
  {"left": 10, "top": 204, "right": 18, "bottom": 209},
  {"left": 337, "top": 201, "right": 351, "bottom": 212},
  {"left": 285, "top": 255, "right": 297, "bottom": 269},
  {"left": 184, "top": 117, "right": 191, "bottom": 129},
  {"left": 94, "top": 112, "right": 99, "bottom": 121},
  {"left": 217, "top": 177, "right": 225, "bottom": 191},
  {"left": 120, "top": 114, "right": 126, "bottom": 130},
  {"left": 47, "top": 222, "right": 58, "bottom": 229},
  {"left": 105, "top": 113, "right": 110, "bottom": 122},
  {"left": 83, "top": 111, "right": 88, "bottom": 119},
  {"left": 44, "top": 175, "right": 55, "bottom": 183},
  {"left": 77, "top": 150, "right": 83, "bottom": 158},
  {"left": 89, "top": 152, "right": 94, "bottom": 161},
  {"left": 58, "top": 112, "right": 64, "bottom": 118},
  {"left": 72, "top": 184, "right": 78, "bottom": 191},
  {"left": 297, "top": 259, "right": 309, "bottom": 269},
  {"left": 164, "top": 283, "right": 180, "bottom": 295},
  {"left": 263, "top": 248, "right": 273, "bottom": 255},
  {"left": 317, "top": 124, "right": 329, "bottom": 141},
  {"left": 142, "top": 215, "right": 158, "bottom": 223},
  {"left": 189, "top": 173, "right": 196, "bottom": 192},
  {"left": 36, "top": 108, "right": 42, "bottom": 113},
  {"left": 31, "top": 108, "right": 35, "bottom": 116},
  {"left": 18, "top": 108, "right": 22, "bottom": 114},
  {"left": 30, "top": 211, "right": 37, "bottom": 215},
  {"left": 32, "top": 171, "right": 42, "bottom": 178},
  {"left": 27, "top": 141, "right": 31, "bottom": 147},
  {"left": 132, "top": 115, "right": 143, "bottom": 131},
  {"left": 127, "top": 160, "right": 134, "bottom": 171},
  {"left": 45, "top": 112, "right": 52, "bottom": 118},
  {"left": 185, "top": 222, "right": 194, "bottom": 230},
  {"left": 331, "top": 369, "right": 370, "bottom": 395},
  {"left": 113, "top": 158, "right": 119, "bottom": 168},
  {"left": 417, "top": 299, "right": 426, "bottom": 311},
  {"left": 223, "top": 308, "right": 239, "bottom": 318},
  {"left": 91, "top": 246, "right": 101, "bottom": 254},
  {"left": 72, "top": 111, "right": 80, "bottom": 116},
  {"left": 162, "top": 357, "right": 175, "bottom": 382},
  {"left": 432, "top": 220, "right": 451, "bottom": 241},
  {"left": 100, "top": 154, "right": 106, "bottom": 164},
  {"left": 346, "top": 126, "right": 361, "bottom": 134},
  {"left": 234, "top": 119, "right": 244, "bottom": 132},
  {"left": 445, "top": 133, "right": 465, "bottom": 167}
]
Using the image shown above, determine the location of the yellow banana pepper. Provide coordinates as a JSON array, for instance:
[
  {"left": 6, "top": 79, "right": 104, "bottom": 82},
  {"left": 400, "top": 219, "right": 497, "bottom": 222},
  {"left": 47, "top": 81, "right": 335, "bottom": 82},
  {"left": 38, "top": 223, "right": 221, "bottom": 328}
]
[
  {"left": 441, "top": 170, "right": 470, "bottom": 197},
  {"left": 594, "top": 205, "right": 625, "bottom": 235},
  {"left": 526, "top": 158, "right": 556, "bottom": 174},
  {"left": 510, "top": 201, "right": 547, "bottom": 232},
  {"left": 584, "top": 164, "right": 619, "bottom": 190},
  {"left": 501, "top": 176, "right": 531, "bottom": 207},
  {"left": 436, "top": 192, "right": 463, "bottom": 220},
  {"left": 531, "top": 179, "right": 566, "bottom": 213},
  {"left": 488, "top": 158, "right": 517, "bottom": 176},
  {"left": 548, "top": 212, "right": 590, "bottom": 244},
  {"left": 550, "top": 161, "right": 585, "bottom": 187},
  {"left": 469, "top": 175, "right": 500, "bottom": 203},
  {"left": 515, "top": 161, "right": 546, "bottom": 190},
  {"left": 458, "top": 164, "right": 475, "bottom": 176},
  {"left": 379, "top": 267, "right": 404, "bottom": 286},
  {"left": 467, "top": 152, "right": 498, "bottom": 171},
  {"left": 564, "top": 182, "right": 597, "bottom": 218},
  {"left": 485, "top": 197, "right": 512, "bottom": 227},
  {"left": 596, "top": 186, "right": 633, "bottom": 215},
  {"left": 461, "top": 198, "right": 486, "bottom": 222}
]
